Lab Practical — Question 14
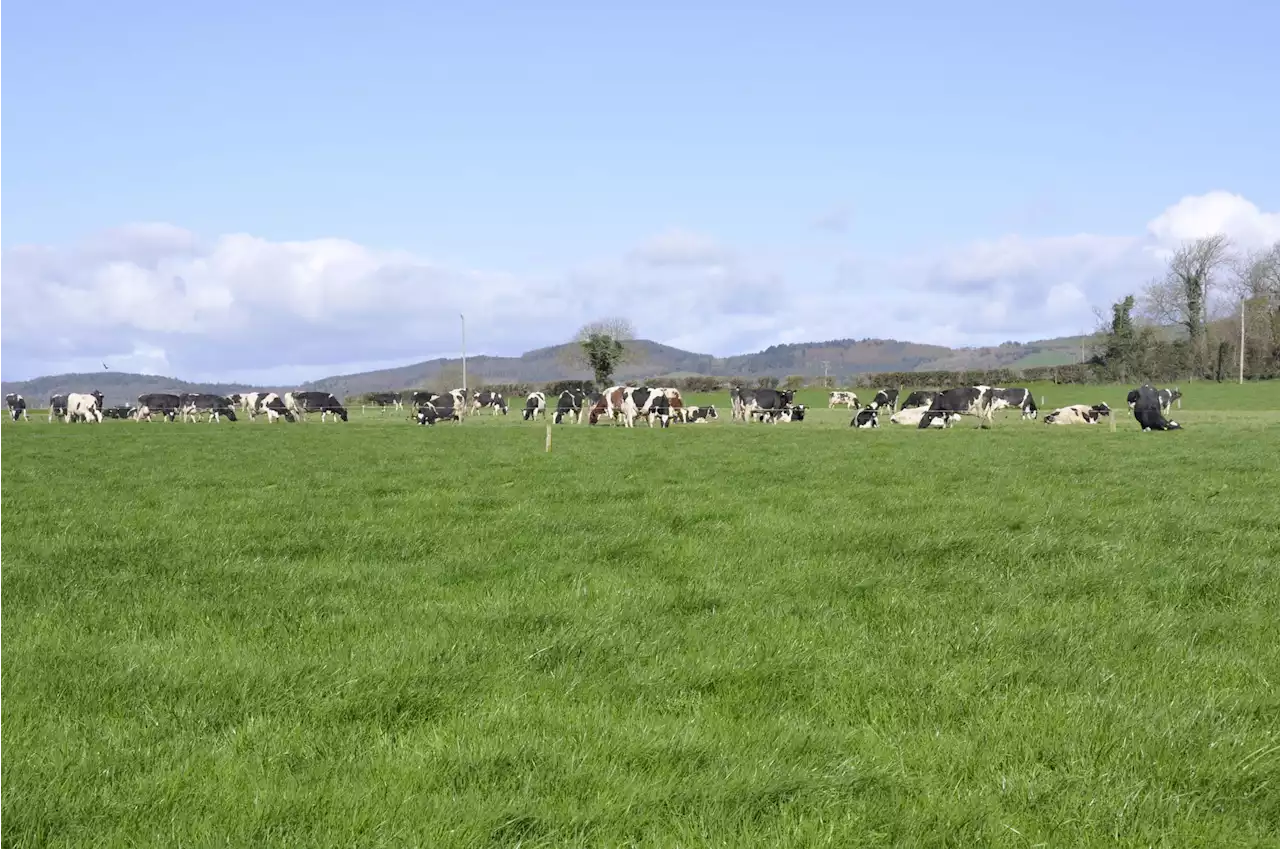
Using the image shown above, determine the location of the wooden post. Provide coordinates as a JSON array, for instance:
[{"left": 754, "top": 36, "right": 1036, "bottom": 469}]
[
  {"left": 1109, "top": 411, "right": 1116, "bottom": 433},
  {"left": 545, "top": 423, "right": 552, "bottom": 453}
]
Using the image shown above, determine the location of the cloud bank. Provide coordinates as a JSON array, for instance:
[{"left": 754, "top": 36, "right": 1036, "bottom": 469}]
[{"left": 3, "top": 191, "right": 1277, "bottom": 383}]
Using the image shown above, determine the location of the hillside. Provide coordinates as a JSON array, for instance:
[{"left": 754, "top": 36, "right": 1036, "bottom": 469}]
[{"left": 2, "top": 334, "right": 1090, "bottom": 402}]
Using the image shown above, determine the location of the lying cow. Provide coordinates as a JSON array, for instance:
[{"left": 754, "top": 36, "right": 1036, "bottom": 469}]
[
  {"left": 1043, "top": 403, "right": 1111, "bottom": 425},
  {"left": 918, "top": 386, "right": 995, "bottom": 429},
  {"left": 102, "top": 405, "right": 138, "bottom": 420},
  {"left": 889, "top": 406, "right": 958, "bottom": 428},
  {"left": 416, "top": 402, "right": 460, "bottom": 425},
  {"left": 850, "top": 407, "right": 879, "bottom": 428},
  {"left": 828, "top": 391, "right": 859, "bottom": 409},
  {"left": 1131, "top": 385, "right": 1182, "bottom": 431},
  {"left": 684, "top": 405, "right": 719, "bottom": 423},
  {"left": 6, "top": 393, "right": 29, "bottom": 421}
]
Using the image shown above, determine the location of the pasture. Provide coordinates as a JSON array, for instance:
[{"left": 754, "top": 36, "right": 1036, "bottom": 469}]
[{"left": 3, "top": 381, "right": 1278, "bottom": 847}]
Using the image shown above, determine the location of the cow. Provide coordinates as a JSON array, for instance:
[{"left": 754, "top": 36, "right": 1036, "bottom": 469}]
[
  {"left": 287, "top": 391, "right": 348, "bottom": 422},
  {"left": 6, "top": 393, "right": 29, "bottom": 422},
  {"left": 917, "top": 386, "right": 995, "bottom": 429},
  {"left": 1131, "top": 385, "right": 1182, "bottom": 431},
  {"left": 991, "top": 387, "right": 1038, "bottom": 419},
  {"left": 657, "top": 387, "right": 685, "bottom": 422},
  {"left": 828, "top": 391, "right": 859, "bottom": 409},
  {"left": 182, "top": 393, "right": 239, "bottom": 423},
  {"left": 869, "top": 389, "right": 899, "bottom": 411},
  {"left": 899, "top": 390, "right": 937, "bottom": 411},
  {"left": 102, "top": 405, "right": 138, "bottom": 420},
  {"left": 588, "top": 385, "right": 629, "bottom": 425},
  {"left": 255, "top": 393, "right": 294, "bottom": 422},
  {"left": 66, "top": 391, "right": 105, "bottom": 423},
  {"left": 1043, "top": 403, "right": 1111, "bottom": 425},
  {"left": 410, "top": 390, "right": 441, "bottom": 408},
  {"left": 554, "top": 388, "right": 588, "bottom": 424},
  {"left": 1127, "top": 386, "right": 1182, "bottom": 414},
  {"left": 889, "top": 406, "right": 958, "bottom": 428},
  {"left": 684, "top": 405, "right": 719, "bottom": 423},
  {"left": 622, "top": 387, "right": 672, "bottom": 428},
  {"left": 523, "top": 391, "right": 547, "bottom": 421},
  {"left": 471, "top": 391, "right": 508, "bottom": 415},
  {"left": 851, "top": 407, "right": 879, "bottom": 428},
  {"left": 740, "top": 389, "right": 796, "bottom": 423},
  {"left": 48, "top": 394, "right": 68, "bottom": 422},
  {"left": 137, "top": 393, "right": 181, "bottom": 422},
  {"left": 365, "top": 392, "right": 404, "bottom": 412},
  {"left": 781, "top": 404, "right": 807, "bottom": 422},
  {"left": 416, "top": 402, "right": 460, "bottom": 425}
]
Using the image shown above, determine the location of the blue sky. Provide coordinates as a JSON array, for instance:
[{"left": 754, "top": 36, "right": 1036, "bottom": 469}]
[{"left": 4, "top": 0, "right": 1279, "bottom": 382}]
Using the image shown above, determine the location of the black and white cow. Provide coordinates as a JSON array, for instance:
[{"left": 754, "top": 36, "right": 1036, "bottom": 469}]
[
  {"left": 889, "top": 406, "right": 957, "bottom": 427},
  {"left": 684, "top": 405, "right": 719, "bottom": 423},
  {"left": 523, "top": 391, "right": 547, "bottom": 421},
  {"left": 622, "top": 387, "right": 672, "bottom": 428},
  {"left": 554, "top": 388, "right": 588, "bottom": 424},
  {"left": 256, "top": 393, "right": 294, "bottom": 422},
  {"left": 182, "top": 393, "right": 239, "bottom": 422},
  {"left": 779, "top": 403, "right": 806, "bottom": 423},
  {"left": 137, "top": 393, "right": 181, "bottom": 422},
  {"left": 740, "top": 389, "right": 796, "bottom": 423},
  {"left": 1131, "top": 385, "right": 1182, "bottom": 431},
  {"left": 48, "top": 394, "right": 68, "bottom": 422},
  {"left": 410, "top": 390, "right": 440, "bottom": 408},
  {"left": 6, "top": 393, "right": 29, "bottom": 421},
  {"left": 286, "top": 391, "right": 348, "bottom": 422},
  {"left": 917, "top": 386, "right": 995, "bottom": 429},
  {"left": 102, "top": 405, "right": 138, "bottom": 420},
  {"left": 991, "top": 387, "right": 1038, "bottom": 419},
  {"left": 365, "top": 392, "right": 404, "bottom": 412},
  {"left": 828, "top": 391, "right": 859, "bottom": 409},
  {"left": 899, "top": 390, "right": 937, "bottom": 411},
  {"left": 869, "top": 389, "right": 899, "bottom": 411},
  {"left": 416, "top": 401, "right": 460, "bottom": 425},
  {"left": 471, "top": 391, "right": 508, "bottom": 415},
  {"left": 850, "top": 407, "right": 879, "bottom": 428},
  {"left": 66, "top": 391, "right": 105, "bottom": 423},
  {"left": 1043, "top": 403, "right": 1111, "bottom": 425}
]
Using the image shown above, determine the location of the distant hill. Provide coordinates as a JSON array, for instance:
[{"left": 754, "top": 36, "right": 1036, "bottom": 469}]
[{"left": 2, "top": 334, "right": 1091, "bottom": 402}]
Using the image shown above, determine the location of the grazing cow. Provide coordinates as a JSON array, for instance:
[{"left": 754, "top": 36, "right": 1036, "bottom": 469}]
[
  {"left": 991, "top": 387, "right": 1038, "bottom": 419},
  {"left": 828, "top": 391, "right": 859, "bottom": 409},
  {"left": 591, "top": 385, "right": 628, "bottom": 424},
  {"left": 740, "top": 389, "right": 796, "bottom": 423},
  {"left": 917, "top": 386, "right": 995, "bottom": 429},
  {"left": 102, "top": 405, "right": 138, "bottom": 420},
  {"left": 6, "top": 393, "right": 29, "bottom": 421},
  {"left": 255, "top": 393, "right": 294, "bottom": 422},
  {"left": 851, "top": 407, "right": 879, "bottom": 428},
  {"left": 287, "top": 391, "right": 348, "bottom": 422},
  {"left": 48, "top": 394, "right": 68, "bottom": 422},
  {"left": 684, "top": 405, "right": 719, "bottom": 423},
  {"left": 1131, "top": 385, "right": 1182, "bottom": 431},
  {"left": 523, "top": 391, "right": 547, "bottom": 421},
  {"left": 365, "top": 392, "right": 404, "bottom": 412},
  {"left": 889, "top": 406, "right": 957, "bottom": 428},
  {"left": 471, "top": 391, "right": 508, "bottom": 415},
  {"left": 1043, "top": 403, "right": 1111, "bottom": 425},
  {"left": 66, "top": 391, "right": 105, "bottom": 423},
  {"left": 869, "top": 389, "right": 899, "bottom": 411},
  {"left": 182, "top": 393, "right": 239, "bottom": 422},
  {"left": 621, "top": 387, "right": 672, "bottom": 428},
  {"left": 137, "top": 393, "right": 181, "bottom": 422},
  {"left": 899, "top": 390, "right": 937, "bottom": 411},
  {"left": 554, "top": 388, "right": 588, "bottom": 424}
]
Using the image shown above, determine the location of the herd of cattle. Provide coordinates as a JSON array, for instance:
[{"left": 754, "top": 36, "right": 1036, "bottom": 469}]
[{"left": 4, "top": 382, "right": 1184, "bottom": 431}]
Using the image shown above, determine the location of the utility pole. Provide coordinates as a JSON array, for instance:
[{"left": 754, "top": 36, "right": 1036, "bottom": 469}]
[
  {"left": 460, "top": 313, "right": 467, "bottom": 395},
  {"left": 821, "top": 360, "right": 831, "bottom": 386},
  {"left": 1239, "top": 297, "right": 1246, "bottom": 385}
]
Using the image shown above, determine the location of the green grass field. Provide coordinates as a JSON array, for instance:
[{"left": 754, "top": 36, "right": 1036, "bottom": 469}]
[{"left": 4, "top": 381, "right": 1279, "bottom": 847}]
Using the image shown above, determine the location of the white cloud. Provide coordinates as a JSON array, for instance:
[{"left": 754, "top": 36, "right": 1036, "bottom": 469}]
[{"left": 2, "top": 192, "right": 1277, "bottom": 382}]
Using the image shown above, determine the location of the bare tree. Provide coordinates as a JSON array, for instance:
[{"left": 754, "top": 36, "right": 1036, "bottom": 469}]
[
  {"left": 1232, "top": 241, "right": 1280, "bottom": 300},
  {"left": 1141, "top": 234, "right": 1233, "bottom": 376},
  {"left": 1230, "top": 241, "right": 1280, "bottom": 377},
  {"left": 562, "top": 317, "right": 640, "bottom": 387}
]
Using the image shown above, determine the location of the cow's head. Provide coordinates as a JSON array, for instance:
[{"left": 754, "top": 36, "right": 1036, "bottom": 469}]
[
  {"left": 416, "top": 407, "right": 434, "bottom": 425},
  {"left": 790, "top": 404, "right": 806, "bottom": 422}
]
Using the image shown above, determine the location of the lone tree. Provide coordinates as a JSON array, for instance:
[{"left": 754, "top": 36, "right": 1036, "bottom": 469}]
[
  {"left": 571, "top": 318, "right": 637, "bottom": 387},
  {"left": 1141, "top": 234, "right": 1232, "bottom": 377}
]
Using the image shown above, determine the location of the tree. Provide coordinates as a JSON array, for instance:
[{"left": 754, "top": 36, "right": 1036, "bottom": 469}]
[
  {"left": 781, "top": 374, "right": 806, "bottom": 390},
  {"left": 1141, "top": 234, "right": 1232, "bottom": 377},
  {"left": 756, "top": 376, "right": 780, "bottom": 389},
  {"left": 1094, "top": 294, "right": 1139, "bottom": 380},
  {"left": 1231, "top": 242, "right": 1280, "bottom": 378},
  {"left": 569, "top": 318, "right": 636, "bottom": 388}
]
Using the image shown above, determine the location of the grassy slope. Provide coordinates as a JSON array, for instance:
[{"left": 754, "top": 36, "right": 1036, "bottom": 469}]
[{"left": 3, "top": 383, "right": 1278, "bottom": 847}]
